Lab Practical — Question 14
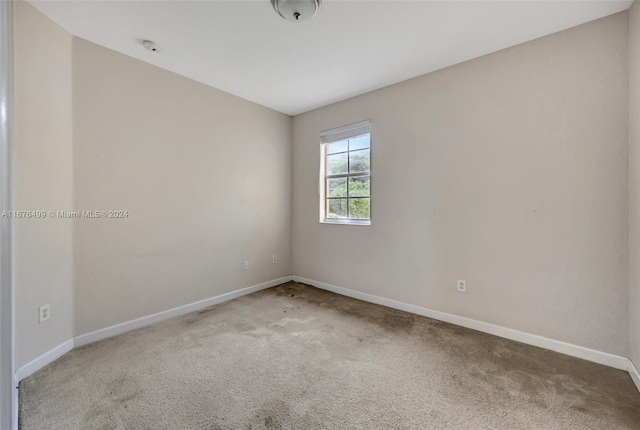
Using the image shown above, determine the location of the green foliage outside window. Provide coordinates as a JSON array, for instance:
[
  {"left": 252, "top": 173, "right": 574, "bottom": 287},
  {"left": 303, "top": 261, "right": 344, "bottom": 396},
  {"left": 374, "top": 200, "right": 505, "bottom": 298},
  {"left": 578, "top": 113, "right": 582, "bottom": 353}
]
[{"left": 326, "top": 142, "right": 371, "bottom": 220}]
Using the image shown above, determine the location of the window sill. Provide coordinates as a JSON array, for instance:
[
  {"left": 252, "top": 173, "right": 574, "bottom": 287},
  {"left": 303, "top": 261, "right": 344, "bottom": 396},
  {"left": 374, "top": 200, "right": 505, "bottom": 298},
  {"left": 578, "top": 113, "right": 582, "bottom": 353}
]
[{"left": 320, "top": 219, "right": 371, "bottom": 226}]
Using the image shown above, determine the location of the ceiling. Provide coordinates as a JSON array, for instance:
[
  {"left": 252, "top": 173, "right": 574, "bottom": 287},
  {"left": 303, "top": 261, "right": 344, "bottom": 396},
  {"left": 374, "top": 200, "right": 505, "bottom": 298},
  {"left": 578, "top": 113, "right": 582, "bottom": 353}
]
[{"left": 30, "top": 0, "right": 632, "bottom": 115}]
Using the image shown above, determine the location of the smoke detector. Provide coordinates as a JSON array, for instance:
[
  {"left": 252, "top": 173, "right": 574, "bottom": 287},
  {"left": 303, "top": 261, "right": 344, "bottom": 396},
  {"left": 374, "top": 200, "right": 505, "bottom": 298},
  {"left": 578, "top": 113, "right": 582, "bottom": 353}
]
[
  {"left": 142, "top": 40, "right": 160, "bottom": 53},
  {"left": 271, "top": 0, "right": 321, "bottom": 22}
]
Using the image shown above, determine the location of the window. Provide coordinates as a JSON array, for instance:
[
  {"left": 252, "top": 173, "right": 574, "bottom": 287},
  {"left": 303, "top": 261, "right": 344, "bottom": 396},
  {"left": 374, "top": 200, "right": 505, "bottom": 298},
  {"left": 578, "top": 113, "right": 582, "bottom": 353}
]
[{"left": 320, "top": 121, "right": 371, "bottom": 225}]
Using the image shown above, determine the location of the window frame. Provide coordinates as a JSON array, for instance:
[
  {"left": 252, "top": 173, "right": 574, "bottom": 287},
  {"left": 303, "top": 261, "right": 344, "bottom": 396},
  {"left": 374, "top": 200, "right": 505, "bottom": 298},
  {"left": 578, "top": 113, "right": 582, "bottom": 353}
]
[{"left": 319, "top": 122, "right": 371, "bottom": 226}]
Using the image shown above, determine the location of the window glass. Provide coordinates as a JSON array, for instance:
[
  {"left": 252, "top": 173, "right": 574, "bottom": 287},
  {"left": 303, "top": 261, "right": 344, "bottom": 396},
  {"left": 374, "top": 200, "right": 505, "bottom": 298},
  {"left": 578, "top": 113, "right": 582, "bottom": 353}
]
[{"left": 320, "top": 123, "right": 371, "bottom": 225}]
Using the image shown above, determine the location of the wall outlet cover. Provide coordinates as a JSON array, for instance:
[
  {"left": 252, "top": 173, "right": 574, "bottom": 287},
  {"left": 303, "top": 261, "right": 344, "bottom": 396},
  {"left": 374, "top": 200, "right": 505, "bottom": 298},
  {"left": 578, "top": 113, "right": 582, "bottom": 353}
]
[
  {"left": 457, "top": 280, "right": 467, "bottom": 293},
  {"left": 39, "top": 304, "right": 51, "bottom": 323}
]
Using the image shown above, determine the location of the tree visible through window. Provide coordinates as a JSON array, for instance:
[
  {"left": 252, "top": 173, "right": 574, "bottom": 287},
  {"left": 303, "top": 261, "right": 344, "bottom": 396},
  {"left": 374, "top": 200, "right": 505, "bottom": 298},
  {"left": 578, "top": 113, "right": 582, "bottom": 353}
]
[{"left": 320, "top": 122, "right": 371, "bottom": 225}]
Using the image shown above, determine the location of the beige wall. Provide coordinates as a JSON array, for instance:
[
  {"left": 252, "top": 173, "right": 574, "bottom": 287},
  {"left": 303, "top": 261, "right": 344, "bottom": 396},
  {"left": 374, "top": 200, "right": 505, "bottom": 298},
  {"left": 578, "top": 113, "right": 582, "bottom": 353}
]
[
  {"left": 13, "top": 1, "right": 74, "bottom": 368},
  {"left": 630, "top": 0, "right": 640, "bottom": 369},
  {"left": 13, "top": 1, "right": 635, "bottom": 368},
  {"left": 72, "top": 38, "right": 292, "bottom": 336},
  {"left": 292, "top": 13, "right": 630, "bottom": 356}
]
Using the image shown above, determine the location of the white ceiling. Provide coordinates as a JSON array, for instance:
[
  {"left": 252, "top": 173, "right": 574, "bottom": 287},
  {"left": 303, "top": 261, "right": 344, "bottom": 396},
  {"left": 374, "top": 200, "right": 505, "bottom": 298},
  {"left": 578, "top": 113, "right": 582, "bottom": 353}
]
[{"left": 31, "top": 0, "right": 632, "bottom": 115}]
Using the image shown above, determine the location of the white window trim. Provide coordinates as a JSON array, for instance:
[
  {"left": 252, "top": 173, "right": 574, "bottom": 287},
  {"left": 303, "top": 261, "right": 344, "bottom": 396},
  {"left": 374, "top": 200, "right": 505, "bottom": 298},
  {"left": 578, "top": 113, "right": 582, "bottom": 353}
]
[{"left": 319, "top": 121, "right": 371, "bottom": 226}]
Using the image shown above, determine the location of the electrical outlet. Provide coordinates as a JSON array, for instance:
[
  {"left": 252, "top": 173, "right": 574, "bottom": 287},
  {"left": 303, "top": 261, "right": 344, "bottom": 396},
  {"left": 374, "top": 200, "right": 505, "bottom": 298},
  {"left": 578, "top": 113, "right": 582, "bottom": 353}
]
[
  {"left": 272, "top": 255, "right": 278, "bottom": 264},
  {"left": 457, "top": 280, "right": 467, "bottom": 293},
  {"left": 38, "top": 304, "right": 50, "bottom": 323},
  {"left": 243, "top": 261, "right": 249, "bottom": 270}
]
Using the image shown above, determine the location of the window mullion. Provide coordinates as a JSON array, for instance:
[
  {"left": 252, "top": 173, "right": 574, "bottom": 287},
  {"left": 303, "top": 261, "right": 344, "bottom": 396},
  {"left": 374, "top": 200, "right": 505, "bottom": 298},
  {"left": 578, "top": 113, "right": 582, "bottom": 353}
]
[{"left": 326, "top": 172, "right": 368, "bottom": 179}]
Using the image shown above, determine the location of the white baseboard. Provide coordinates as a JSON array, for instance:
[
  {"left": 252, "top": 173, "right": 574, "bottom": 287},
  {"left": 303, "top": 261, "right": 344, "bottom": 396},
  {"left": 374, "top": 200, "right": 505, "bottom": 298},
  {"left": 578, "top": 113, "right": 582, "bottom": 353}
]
[
  {"left": 15, "top": 339, "right": 73, "bottom": 382},
  {"left": 629, "top": 359, "right": 640, "bottom": 393},
  {"left": 74, "top": 276, "right": 293, "bottom": 348},
  {"left": 15, "top": 274, "right": 638, "bottom": 396},
  {"left": 292, "top": 276, "right": 631, "bottom": 372},
  {"left": 16, "top": 276, "right": 292, "bottom": 382}
]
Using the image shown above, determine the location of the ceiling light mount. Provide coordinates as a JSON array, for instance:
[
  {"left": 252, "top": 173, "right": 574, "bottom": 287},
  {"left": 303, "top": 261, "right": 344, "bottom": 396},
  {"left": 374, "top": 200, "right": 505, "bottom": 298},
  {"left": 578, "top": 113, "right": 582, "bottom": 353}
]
[
  {"left": 271, "top": 0, "right": 321, "bottom": 22},
  {"left": 142, "top": 40, "right": 160, "bottom": 53}
]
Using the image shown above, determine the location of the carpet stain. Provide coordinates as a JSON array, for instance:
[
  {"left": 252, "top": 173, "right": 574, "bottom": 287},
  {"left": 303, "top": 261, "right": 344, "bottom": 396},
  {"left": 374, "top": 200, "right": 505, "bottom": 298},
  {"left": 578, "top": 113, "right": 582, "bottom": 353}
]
[
  {"left": 82, "top": 375, "right": 142, "bottom": 427},
  {"left": 245, "top": 399, "right": 291, "bottom": 430},
  {"left": 381, "top": 312, "right": 416, "bottom": 333}
]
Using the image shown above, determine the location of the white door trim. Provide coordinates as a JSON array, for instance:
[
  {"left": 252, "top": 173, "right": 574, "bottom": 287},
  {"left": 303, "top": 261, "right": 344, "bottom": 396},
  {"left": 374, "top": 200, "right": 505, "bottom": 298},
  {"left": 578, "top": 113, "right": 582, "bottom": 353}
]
[{"left": 0, "top": 0, "right": 15, "bottom": 429}]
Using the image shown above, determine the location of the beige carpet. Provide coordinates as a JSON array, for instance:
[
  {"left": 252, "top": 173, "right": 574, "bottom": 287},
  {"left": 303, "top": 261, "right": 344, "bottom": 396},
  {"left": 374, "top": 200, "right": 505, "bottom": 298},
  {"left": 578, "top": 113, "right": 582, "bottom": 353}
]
[{"left": 19, "top": 282, "right": 640, "bottom": 429}]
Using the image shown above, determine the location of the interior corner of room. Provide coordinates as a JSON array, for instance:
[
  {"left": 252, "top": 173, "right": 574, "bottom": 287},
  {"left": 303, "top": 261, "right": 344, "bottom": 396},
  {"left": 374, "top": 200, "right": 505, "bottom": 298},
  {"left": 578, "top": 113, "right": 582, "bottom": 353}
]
[{"left": 2, "top": 0, "right": 640, "bottom": 429}]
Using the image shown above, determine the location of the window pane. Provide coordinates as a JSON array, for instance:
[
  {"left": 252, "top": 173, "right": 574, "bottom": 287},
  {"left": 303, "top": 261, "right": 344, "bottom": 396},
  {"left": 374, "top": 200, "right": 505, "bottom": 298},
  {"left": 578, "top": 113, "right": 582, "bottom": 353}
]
[
  {"left": 327, "top": 153, "right": 348, "bottom": 175},
  {"left": 349, "top": 149, "right": 370, "bottom": 173},
  {"left": 349, "top": 135, "right": 370, "bottom": 151},
  {"left": 327, "top": 199, "right": 347, "bottom": 219},
  {"left": 349, "top": 198, "right": 370, "bottom": 219},
  {"left": 349, "top": 176, "right": 370, "bottom": 197},
  {"left": 327, "top": 178, "right": 347, "bottom": 197},
  {"left": 327, "top": 140, "right": 348, "bottom": 154}
]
